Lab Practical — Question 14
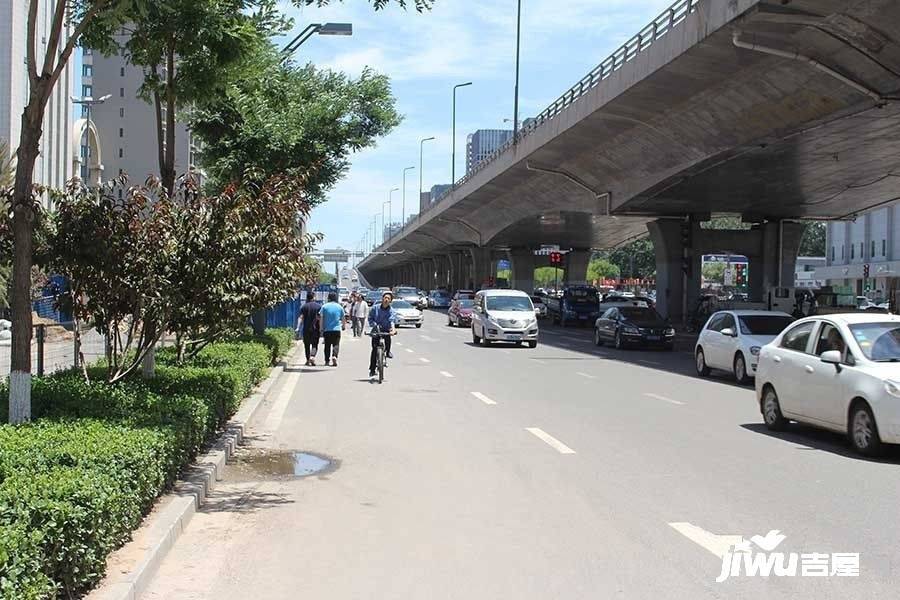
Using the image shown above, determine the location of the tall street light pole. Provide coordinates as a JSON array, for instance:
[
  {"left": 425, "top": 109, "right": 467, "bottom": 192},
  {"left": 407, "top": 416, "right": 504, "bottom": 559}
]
[
  {"left": 419, "top": 136, "right": 435, "bottom": 205},
  {"left": 513, "top": 0, "right": 522, "bottom": 143},
  {"left": 452, "top": 82, "right": 472, "bottom": 186},
  {"left": 401, "top": 166, "right": 415, "bottom": 228},
  {"left": 387, "top": 187, "right": 399, "bottom": 241},
  {"left": 281, "top": 22, "right": 352, "bottom": 59}
]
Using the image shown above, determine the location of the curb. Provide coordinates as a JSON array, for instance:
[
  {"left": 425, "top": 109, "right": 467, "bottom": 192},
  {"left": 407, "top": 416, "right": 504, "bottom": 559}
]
[{"left": 88, "top": 342, "right": 300, "bottom": 600}]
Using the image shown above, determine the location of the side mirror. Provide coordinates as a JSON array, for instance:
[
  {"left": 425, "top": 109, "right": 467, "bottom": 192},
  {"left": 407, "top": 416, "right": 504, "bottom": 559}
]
[
  {"left": 820, "top": 350, "right": 843, "bottom": 366},
  {"left": 721, "top": 327, "right": 736, "bottom": 337}
]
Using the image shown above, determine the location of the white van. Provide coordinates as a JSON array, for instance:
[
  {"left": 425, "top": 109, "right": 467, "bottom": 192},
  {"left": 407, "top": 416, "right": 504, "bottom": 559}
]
[{"left": 471, "top": 289, "right": 539, "bottom": 348}]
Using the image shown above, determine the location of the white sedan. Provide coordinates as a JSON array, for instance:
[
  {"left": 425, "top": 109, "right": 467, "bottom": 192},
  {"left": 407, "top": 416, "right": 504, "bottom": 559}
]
[
  {"left": 695, "top": 310, "right": 794, "bottom": 384},
  {"left": 755, "top": 313, "right": 900, "bottom": 455},
  {"left": 391, "top": 300, "right": 424, "bottom": 328}
]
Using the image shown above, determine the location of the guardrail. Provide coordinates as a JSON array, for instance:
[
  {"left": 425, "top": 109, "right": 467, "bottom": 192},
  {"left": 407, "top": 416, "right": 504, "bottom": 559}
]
[{"left": 376, "top": 0, "right": 701, "bottom": 256}]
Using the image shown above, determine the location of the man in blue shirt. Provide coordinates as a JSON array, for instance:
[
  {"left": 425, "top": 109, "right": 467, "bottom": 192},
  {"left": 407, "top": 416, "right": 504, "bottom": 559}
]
[
  {"left": 319, "top": 291, "right": 345, "bottom": 367},
  {"left": 368, "top": 290, "right": 397, "bottom": 377}
]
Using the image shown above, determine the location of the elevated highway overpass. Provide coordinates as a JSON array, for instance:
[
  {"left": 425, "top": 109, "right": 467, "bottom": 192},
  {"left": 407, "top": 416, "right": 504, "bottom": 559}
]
[{"left": 358, "top": 0, "right": 900, "bottom": 319}]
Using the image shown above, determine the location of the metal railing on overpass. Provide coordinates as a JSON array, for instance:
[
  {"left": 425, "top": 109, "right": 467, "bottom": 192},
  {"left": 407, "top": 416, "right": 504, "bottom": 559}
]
[{"left": 381, "top": 0, "right": 701, "bottom": 252}]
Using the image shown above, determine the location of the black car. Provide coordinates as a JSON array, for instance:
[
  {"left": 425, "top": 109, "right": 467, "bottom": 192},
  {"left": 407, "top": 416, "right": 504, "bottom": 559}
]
[
  {"left": 594, "top": 306, "right": 675, "bottom": 350},
  {"left": 365, "top": 291, "right": 382, "bottom": 306}
]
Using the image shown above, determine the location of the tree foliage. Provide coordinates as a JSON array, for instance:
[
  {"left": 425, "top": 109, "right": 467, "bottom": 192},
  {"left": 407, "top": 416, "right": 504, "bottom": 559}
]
[
  {"left": 587, "top": 258, "right": 620, "bottom": 281},
  {"left": 596, "top": 237, "right": 657, "bottom": 280},
  {"left": 189, "top": 43, "right": 401, "bottom": 201},
  {"left": 534, "top": 267, "right": 564, "bottom": 287},
  {"left": 297, "top": 0, "right": 434, "bottom": 10},
  {"left": 701, "top": 262, "right": 726, "bottom": 284},
  {"left": 799, "top": 222, "right": 826, "bottom": 257}
]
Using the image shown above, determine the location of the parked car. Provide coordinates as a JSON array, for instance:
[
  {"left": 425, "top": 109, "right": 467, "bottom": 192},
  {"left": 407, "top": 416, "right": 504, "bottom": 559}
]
[
  {"left": 448, "top": 298, "right": 475, "bottom": 327},
  {"left": 429, "top": 290, "right": 451, "bottom": 308},
  {"left": 695, "top": 310, "right": 795, "bottom": 384},
  {"left": 601, "top": 295, "right": 650, "bottom": 309},
  {"left": 594, "top": 306, "right": 675, "bottom": 350},
  {"left": 453, "top": 289, "right": 476, "bottom": 301},
  {"left": 755, "top": 313, "right": 900, "bottom": 455},
  {"left": 545, "top": 285, "right": 600, "bottom": 327},
  {"left": 391, "top": 300, "right": 424, "bottom": 328},
  {"left": 471, "top": 289, "right": 539, "bottom": 348},
  {"left": 531, "top": 296, "right": 548, "bottom": 318}
]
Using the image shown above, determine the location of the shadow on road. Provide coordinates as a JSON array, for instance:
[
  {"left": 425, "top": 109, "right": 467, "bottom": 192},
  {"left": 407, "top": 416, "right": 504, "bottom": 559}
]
[
  {"left": 199, "top": 484, "right": 295, "bottom": 515},
  {"left": 740, "top": 423, "right": 900, "bottom": 464}
]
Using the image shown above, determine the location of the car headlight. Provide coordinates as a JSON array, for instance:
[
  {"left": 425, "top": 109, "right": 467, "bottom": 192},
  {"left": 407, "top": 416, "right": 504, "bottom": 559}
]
[
  {"left": 623, "top": 325, "right": 640, "bottom": 334},
  {"left": 885, "top": 380, "right": 900, "bottom": 398},
  {"left": 750, "top": 346, "right": 761, "bottom": 356},
  {"left": 664, "top": 328, "right": 675, "bottom": 336}
]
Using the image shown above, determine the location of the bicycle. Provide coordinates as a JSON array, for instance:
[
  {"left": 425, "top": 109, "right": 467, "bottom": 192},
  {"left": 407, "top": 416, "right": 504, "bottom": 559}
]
[{"left": 368, "top": 325, "right": 393, "bottom": 384}]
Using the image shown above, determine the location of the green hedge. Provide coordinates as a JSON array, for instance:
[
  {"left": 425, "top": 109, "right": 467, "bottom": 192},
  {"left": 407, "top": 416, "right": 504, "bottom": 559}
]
[{"left": 0, "top": 330, "right": 293, "bottom": 598}]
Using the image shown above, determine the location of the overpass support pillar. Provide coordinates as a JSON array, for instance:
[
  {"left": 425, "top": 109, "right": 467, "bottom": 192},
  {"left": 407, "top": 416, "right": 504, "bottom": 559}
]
[
  {"left": 566, "top": 250, "right": 591, "bottom": 285},
  {"left": 749, "top": 221, "right": 804, "bottom": 301},
  {"left": 447, "top": 253, "right": 464, "bottom": 291},
  {"left": 510, "top": 249, "right": 536, "bottom": 293},
  {"left": 423, "top": 258, "right": 436, "bottom": 291},
  {"left": 470, "top": 247, "right": 493, "bottom": 289},
  {"left": 647, "top": 220, "right": 690, "bottom": 323}
]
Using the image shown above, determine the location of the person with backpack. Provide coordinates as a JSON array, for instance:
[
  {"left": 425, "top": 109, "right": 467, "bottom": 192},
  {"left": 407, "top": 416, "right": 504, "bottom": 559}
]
[{"left": 296, "top": 291, "right": 322, "bottom": 366}]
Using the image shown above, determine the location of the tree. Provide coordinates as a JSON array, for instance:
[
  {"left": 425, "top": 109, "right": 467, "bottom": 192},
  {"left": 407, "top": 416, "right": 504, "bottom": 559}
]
[
  {"left": 8, "top": 0, "right": 143, "bottom": 422},
  {"left": 299, "top": 0, "right": 434, "bottom": 10},
  {"left": 799, "top": 222, "right": 826, "bottom": 257},
  {"left": 587, "top": 258, "right": 619, "bottom": 282},
  {"left": 599, "top": 237, "right": 656, "bottom": 280},
  {"left": 534, "top": 267, "right": 564, "bottom": 288},
  {"left": 189, "top": 43, "right": 401, "bottom": 202},
  {"left": 701, "top": 262, "right": 726, "bottom": 284}
]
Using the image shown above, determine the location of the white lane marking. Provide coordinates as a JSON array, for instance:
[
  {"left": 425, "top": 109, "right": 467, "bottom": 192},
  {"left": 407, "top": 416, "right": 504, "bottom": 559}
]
[
  {"left": 263, "top": 372, "right": 300, "bottom": 432},
  {"left": 405, "top": 348, "right": 414, "bottom": 353},
  {"left": 576, "top": 372, "right": 596, "bottom": 379},
  {"left": 500, "top": 349, "right": 511, "bottom": 355},
  {"left": 525, "top": 428, "right": 576, "bottom": 454},
  {"left": 420, "top": 335, "right": 438, "bottom": 342},
  {"left": 471, "top": 392, "right": 497, "bottom": 405},
  {"left": 668, "top": 522, "right": 744, "bottom": 559},
  {"left": 532, "top": 359, "right": 547, "bottom": 365},
  {"left": 396, "top": 342, "right": 404, "bottom": 347},
  {"left": 419, "top": 357, "right": 431, "bottom": 363},
  {"left": 644, "top": 392, "right": 685, "bottom": 406},
  {"left": 639, "top": 359, "right": 664, "bottom": 367},
  {"left": 440, "top": 371, "right": 455, "bottom": 378}
]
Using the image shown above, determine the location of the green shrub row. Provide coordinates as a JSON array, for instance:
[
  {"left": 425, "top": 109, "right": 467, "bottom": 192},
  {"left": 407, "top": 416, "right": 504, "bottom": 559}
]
[{"left": 0, "top": 328, "right": 294, "bottom": 598}]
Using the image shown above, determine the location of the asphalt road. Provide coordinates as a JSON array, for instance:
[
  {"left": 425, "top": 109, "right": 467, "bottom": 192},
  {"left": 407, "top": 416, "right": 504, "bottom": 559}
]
[{"left": 141, "top": 312, "right": 900, "bottom": 599}]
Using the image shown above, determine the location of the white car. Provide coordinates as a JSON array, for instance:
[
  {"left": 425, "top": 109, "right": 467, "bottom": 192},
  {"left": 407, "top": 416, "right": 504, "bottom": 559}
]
[
  {"left": 471, "top": 289, "right": 539, "bottom": 348},
  {"left": 391, "top": 300, "right": 424, "bottom": 328},
  {"left": 695, "top": 310, "right": 794, "bottom": 384},
  {"left": 755, "top": 313, "right": 900, "bottom": 455}
]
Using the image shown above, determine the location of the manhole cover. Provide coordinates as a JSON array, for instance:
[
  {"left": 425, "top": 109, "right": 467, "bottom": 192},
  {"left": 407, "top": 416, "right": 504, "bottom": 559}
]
[{"left": 228, "top": 449, "right": 336, "bottom": 480}]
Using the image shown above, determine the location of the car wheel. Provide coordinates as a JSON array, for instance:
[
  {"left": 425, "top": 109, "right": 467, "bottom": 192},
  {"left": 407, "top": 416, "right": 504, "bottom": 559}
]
[
  {"left": 695, "top": 348, "right": 710, "bottom": 377},
  {"left": 734, "top": 353, "right": 750, "bottom": 385},
  {"left": 593, "top": 328, "right": 604, "bottom": 347},
  {"left": 849, "top": 401, "right": 884, "bottom": 456},
  {"left": 528, "top": 341, "right": 537, "bottom": 349},
  {"left": 614, "top": 329, "right": 625, "bottom": 350},
  {"left": 472, "top": 327, "right": 480, "bottom": 344},
  {"left": 762, "top": 386, "right": 788, "bottom": 431}
]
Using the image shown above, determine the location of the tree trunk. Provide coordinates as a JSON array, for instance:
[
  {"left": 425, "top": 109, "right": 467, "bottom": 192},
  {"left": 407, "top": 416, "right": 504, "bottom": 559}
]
[
  {"left": 9, "top": 102, "right": 44, "bottom": 424},
  {"left": 161, "top": 44, "right": 177, "bottom": 198}
]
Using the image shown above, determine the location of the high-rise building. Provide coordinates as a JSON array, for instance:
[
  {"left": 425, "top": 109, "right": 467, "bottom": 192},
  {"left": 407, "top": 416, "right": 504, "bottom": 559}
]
[
  {"left": 466, "top": 129, "right": 512, "bottom": 175},
  {"left": 81, "top": 31, "right": 199, "bottom": 192},
  {"left": 0, "top": 0, "right": 74, "bottom": 205}
]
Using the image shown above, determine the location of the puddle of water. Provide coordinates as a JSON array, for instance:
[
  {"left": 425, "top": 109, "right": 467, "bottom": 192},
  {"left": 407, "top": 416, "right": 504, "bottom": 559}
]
[{"left": 228, "top": 449, "right": 335, "bottom": 480}]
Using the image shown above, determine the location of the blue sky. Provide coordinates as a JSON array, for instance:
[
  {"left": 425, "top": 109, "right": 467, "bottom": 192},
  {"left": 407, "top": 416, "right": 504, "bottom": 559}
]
[{"left": 278, "top": 0, "right": 677, "bottom": 265}]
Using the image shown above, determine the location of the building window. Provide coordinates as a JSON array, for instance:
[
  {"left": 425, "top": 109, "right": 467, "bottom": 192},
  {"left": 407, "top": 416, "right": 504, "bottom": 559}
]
[
  {"left": 82, "top": 84, "right": 92, "bottom": 98},
  {"left": 871, "top": 241, "right": 876, "bottom": 258},
  {"left": 860, "top": 242, "right": 864, "bottom": 258},
  {"left": 80, "top": 144, "right": 89, "bottom": 159},
  {"left": 119, "top": 128, "right": 123, "bottom": 138},
  {"left": 120, "top": 67, "right": 125, "bottom": 77},
  {"left": 851, "top": 244, "right": 855, "bottom": 259},
  {"left": 883, "top": 239, "right": 887, "bottom": 257},
  {"left": 120, "top": 87, "right": 125, "bottom": 97},
  {"left": 119, "top": 107, "right": 124, "bottom": 118},
  {"left": 119, "top": 148, "right": 123, "bottom": 158},
  {"left": 81, "top": 105, "right": 89, "bottom": 118},
  {"left": 83, "top": 48, "right": 93, "bottom": 56},
  {"left": 842, "top": 245, "right": 845, "bottom": 260},
  {"left": 830, "top": 246, "right": 835, "bottom": 261},
  {"left": 82, "top": 64, "right": 92, "bottom": 77}
]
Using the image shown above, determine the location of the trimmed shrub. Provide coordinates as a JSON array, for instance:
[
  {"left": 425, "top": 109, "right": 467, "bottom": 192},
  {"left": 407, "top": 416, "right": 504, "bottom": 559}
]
[
  {"left": 236, "top": 328, "right": 295, "bottom": 364},
  {"left": 0, "top": 524, "right": 54, "bottom": 599}
]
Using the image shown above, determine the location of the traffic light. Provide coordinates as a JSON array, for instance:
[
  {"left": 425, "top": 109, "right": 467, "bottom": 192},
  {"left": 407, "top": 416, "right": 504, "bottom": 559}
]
[
  {"left": 549, "top": 252, "right": 563, "bottom": 267},
  {"left": 735, "top": 264, "right": 746, "bottom": 286},
  {"left": 864, "top": 263, "right": 870, "bottom": 279}
]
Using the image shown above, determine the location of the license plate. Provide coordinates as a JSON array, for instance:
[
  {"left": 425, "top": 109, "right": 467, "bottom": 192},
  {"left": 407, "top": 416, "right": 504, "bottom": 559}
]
[
  {"left": 646, "top": 335, "right": 660, "bottom": 341},
  {"left": 506, "top": 335, "right": 521, "bottom": 341}
]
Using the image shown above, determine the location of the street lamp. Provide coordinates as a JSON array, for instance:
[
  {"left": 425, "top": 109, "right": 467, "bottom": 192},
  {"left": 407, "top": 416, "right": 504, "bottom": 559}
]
[
  {"left": 386, "top": 187, "right": 399, "bottom": 241},
  {"left": 419, "top": 136, "right": 435, "bottom": 208},
  {"left": 513, "top": 0, "right": 522, "bottom": 143},
  {"left": 401, "top": 166, "right": 415, "bottom": 229},
  {"left": 452, "top": 82, "right": 472, "bottom": 186},
  {"left": 71, "top": 94, "right": 111, "bottom": 183},
  {"left": 281, "top": 22, "right": 353, "bottom": 57}
]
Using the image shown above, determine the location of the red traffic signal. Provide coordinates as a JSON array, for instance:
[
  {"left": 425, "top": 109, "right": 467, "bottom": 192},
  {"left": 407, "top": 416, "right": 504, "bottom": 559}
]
[{"left": 549, "top": 252, "right": 563, "bottom": 267}]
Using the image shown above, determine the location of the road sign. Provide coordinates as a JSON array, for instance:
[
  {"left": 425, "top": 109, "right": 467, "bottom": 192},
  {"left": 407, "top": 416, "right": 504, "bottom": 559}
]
[{"left": 723, "top": 268, "right": 734, "bottom": 287}]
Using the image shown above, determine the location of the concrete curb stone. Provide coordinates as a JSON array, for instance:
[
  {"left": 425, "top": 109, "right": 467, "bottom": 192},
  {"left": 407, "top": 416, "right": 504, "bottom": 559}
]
[{"left": 87, "top": 341, "right": 300, "bottom": 600}]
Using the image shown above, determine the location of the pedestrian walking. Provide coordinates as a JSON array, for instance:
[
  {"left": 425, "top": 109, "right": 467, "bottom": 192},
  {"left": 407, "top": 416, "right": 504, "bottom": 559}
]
[
  {"left": 319, "top": 291, "right": 345, "bottom": 367},
  {"left": 351, "top": 293, "right": 369, "bottom": 337},
  {"left": 297, "top": 291, "right": 321, "bottom": 366}
]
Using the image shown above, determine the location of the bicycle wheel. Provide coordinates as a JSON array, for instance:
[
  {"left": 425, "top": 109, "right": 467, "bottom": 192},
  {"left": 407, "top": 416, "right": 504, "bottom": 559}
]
[{"left": 378, "top": 344, "right": 385, "bottom": 383}]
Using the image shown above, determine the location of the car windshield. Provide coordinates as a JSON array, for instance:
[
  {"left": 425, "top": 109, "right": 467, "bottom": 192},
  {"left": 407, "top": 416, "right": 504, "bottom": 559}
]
[
  {"left": 392, "top": 300, "right": 413, "bottom": 309},
  {"left": 738, "top": 315, "right": 793, "bottom": 336},
  {"left": 486, "top": 296, "right": 533, "bottom": 311},
  {"left": 619, "top": 307, "right": 661, "bottom": 321},
  {"left": 458, "top": 300, "right": 474, "bottom": 308},
  {"left": 396, "top": 288, "right": 417, "bottom": 296},
  {"left": 849, "top": 323, "right": 900, "bottom": 361},
  {"left": 568, "top": 288, "right": 599, "bottom": 304}
]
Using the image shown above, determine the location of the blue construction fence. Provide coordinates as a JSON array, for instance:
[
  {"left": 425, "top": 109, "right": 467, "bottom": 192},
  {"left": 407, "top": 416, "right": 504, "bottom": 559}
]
[{"left": 264, "top": 284, "right": 337, "bottom": 329}]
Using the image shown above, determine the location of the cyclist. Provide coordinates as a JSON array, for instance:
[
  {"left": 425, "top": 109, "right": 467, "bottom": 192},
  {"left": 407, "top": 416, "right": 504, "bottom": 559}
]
[{"left": 368, "top": 290, "right": 398, "bottom": 378}]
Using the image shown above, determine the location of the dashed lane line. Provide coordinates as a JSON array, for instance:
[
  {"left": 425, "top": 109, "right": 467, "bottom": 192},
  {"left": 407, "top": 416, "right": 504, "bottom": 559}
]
[
  {"left": 420, "top": 335, "right": 438, "bottom": 342},
  {"left": 419, "top": 357, "right": 431, "bottom": 364},
  {"left": 405, "top": 348, "right": 415, "bottom": 353},
  {"left": 525, "top": 427, "right": 576, "bottom": 454},
  {"left": 440, "top": 371, "right": 455, "bottom": 378},
  {"left": 576, "top": 372, "right": 596, "bottom": 379},
  {"left": 668, "top": 522, "right": 744, "bottom": 560},
  {"left": 644, "top": 392, "right": 685, "bottom": 406},
  {"left": 471, "top": 392, "right": 497, "bottom": 405}
]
